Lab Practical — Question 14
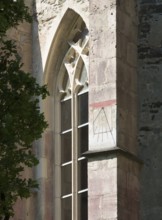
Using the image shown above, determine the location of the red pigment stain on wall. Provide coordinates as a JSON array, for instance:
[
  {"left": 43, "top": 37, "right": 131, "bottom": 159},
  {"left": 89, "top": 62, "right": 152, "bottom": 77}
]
[{"left": 90, "top": 100, "right": 116, "bottom": 108}]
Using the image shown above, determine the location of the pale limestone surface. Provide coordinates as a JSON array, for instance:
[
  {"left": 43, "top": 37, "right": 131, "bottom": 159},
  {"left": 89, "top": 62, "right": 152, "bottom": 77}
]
[
  {"left": 11, "top": 0, "right": 142, "bottom": 220},
  {"left": 89, "top": 0, "right": 117, "bottom": 151}
]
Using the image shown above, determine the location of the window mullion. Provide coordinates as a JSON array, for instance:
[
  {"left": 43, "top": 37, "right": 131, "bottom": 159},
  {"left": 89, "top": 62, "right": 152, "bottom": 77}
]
[{"left": 72, "top": 93, "right": 78, "bottom": 220}]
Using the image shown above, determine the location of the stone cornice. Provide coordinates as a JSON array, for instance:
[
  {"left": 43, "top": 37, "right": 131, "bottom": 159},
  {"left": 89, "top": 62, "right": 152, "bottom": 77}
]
[{"left": 83, "top": 146, "right": 143, "bottom": 165}]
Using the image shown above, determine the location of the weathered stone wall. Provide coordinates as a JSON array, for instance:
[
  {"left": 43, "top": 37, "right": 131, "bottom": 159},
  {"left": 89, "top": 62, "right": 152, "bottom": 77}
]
[
  {"left": 88, "top": 1, "right": 141, "bottom": 220},
  {"left": 138, "top": 1, "right": 162, "bottom": 219},
  {"left": 117, "top": 0, "right": 138, "bottom": 155},
  {"left": 89, "top": 0, "right": 117, "bottom": 151},
  {"left": 11, "top": 0, "right": 162, "bottom": 219},
  {"left": 118, "top": 153, "right": 141, "bottom": 220},
  {"left": 88, "top": 154, "right": 118, "bottom": 220},
  {"left": 88, "top": 1, "right": 117, "bottom": 219},
  {"left": 116, "top": 2, "right": 141, "bottom": 219}
]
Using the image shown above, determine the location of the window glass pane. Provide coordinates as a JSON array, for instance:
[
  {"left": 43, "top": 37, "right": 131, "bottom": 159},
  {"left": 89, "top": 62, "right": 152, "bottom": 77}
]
[
  {"left": 78, "top": 159, "right": 87, "bottom": 191},
  {"left": 61, "top": 131, "right": 72, "bottom": 163},
  {"left": 61, "top": 196, "right": 72, "bottom": 220},
  {"left": 78, "top": 92, "right": 88, "bottom": 125},
  {"left": 62, "top": 164, "right": 72, "bottom": 196},
  {"left": 78, "top": 191, "right": 88, "bottom": 220},
  {"left": 61, "top": 99, "right": 71, "bottom": 131},
  {"left": 78, "top": 125, "right": 88, "bottom": 156}
]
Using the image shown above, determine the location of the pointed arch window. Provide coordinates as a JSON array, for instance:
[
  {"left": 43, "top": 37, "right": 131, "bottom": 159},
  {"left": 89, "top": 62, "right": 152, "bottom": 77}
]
[{"left": 56, "top": 19, "right": 89, "bottom": 220}]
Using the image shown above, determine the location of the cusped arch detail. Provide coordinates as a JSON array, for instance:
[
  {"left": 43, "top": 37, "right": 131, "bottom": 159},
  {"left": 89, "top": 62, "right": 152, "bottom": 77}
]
[{"left": 44, "top": 8, "right": 88, "bottom": 95}]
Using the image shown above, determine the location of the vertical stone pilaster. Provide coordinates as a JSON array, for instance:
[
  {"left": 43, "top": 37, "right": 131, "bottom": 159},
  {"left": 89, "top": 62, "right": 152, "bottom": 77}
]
[
  {"left": 88, "top": 153, "right": 117, "bottom": 220},
  {"left": 89, "top": 0, "right": 117, "bottom": 151},
  {"left": 117, "top": 0, "right": 138, "bottom": 155},
  {"left": 89, "top": 1, "right": 117, "bottom": 218},
  {"left": 88, "top": 1, "right": 141, "bottom": 220},
  {"left": 116, "top": 1, "right": 141, "bottom": 219},
  {"left": 86, "top": 148, "right": 142, "bottom": 220},
  {"left": 118, "top": 153, "right": 141, "bottom": 220}
]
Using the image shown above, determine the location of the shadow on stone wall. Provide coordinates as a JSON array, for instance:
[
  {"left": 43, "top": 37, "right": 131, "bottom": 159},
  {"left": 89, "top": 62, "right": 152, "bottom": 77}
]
[{"left": 138, "top": 1, "right": 162, "bottom": 219}]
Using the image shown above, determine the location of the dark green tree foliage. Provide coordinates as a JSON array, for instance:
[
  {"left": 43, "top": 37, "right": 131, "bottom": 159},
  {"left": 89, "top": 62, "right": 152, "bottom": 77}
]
[
  {"left": 0, "top": 0, "right": 31, "bottom": 35},
  {"left": 0, "top": 0, "right": 49, "bottom": 219}
]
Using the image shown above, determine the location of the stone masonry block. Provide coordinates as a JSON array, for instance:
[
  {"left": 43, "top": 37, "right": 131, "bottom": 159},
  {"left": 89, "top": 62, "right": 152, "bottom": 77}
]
[
  {"left": 90, "top": 29, "right": 116, "bottom": 59},
  {"left": 88, "top": 158, "right": 117, "bottom": 196}
]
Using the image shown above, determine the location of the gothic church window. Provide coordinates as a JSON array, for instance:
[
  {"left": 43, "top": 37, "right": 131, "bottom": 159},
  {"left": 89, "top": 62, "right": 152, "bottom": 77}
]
[{"left": 56, "top": 18, "right": 89, "bottom": 220}]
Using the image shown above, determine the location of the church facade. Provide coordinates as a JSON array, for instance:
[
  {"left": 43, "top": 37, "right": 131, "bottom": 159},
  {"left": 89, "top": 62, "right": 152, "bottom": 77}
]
[{"left": 12, "top": 0, "right": 162, "bottom": 219}]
